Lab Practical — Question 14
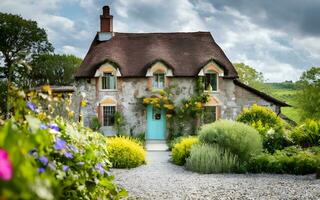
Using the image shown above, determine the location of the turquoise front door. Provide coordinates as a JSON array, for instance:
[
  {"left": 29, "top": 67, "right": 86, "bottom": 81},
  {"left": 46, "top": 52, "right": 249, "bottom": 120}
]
[{"left": 146, "top": 105, "right": 166, "bottom": 140}]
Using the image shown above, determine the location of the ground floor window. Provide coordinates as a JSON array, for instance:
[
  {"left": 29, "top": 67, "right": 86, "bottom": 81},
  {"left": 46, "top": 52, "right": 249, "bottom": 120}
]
[
  {"left": 103, "top": 106, "right": 115, "bottom": 126},
  {"left": 203, "top": 106, "right": 216, "bottom": 124}
]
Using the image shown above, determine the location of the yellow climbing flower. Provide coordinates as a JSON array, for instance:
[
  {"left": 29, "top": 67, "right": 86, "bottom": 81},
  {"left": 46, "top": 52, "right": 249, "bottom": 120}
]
[
  {"left": 81, "top": 100, "right": 87, "bottom": 107},
  {"left": 42, "top": 85, "right": 52, "bottom": 95},
  {"left": 196, "top": 102, "right": 202, "bottom": 109},
  {"left": 164, "top": 104, "right": 174, "bottom": 110},
  {"left": 68, "top": 111, "right": 75, "bottom": 118},
  {"left": 38, "top": 112, "right": 47, "bottom": 120}
]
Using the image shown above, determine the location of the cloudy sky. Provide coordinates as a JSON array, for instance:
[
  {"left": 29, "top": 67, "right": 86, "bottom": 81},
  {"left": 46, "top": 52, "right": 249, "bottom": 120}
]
[{"left": 1, "top": 0, "right": 320, "bottom": 82}]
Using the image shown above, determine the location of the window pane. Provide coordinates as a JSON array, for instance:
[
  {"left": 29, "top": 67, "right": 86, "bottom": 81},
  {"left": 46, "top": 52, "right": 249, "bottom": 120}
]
[
  {"left": 153, "top": 75, "right": 158, "bottom": 88},
  {"left": 102, "top": 73, "right": 116, "bottom": 89},
  {"left": 153, "top": 73, "right": 165, "bottom": 88},
  {"left": 210, "top": 73, "right": 217, "bottom": 91},
  {"left": 203, "top": 106, "right": 216, "bottom": 124},
  {"left": 204, "top": 73, "right": 217, "bottom": 91},
  {"left": 159, "top": 74, "right": 164, "bottom": 88},
  {"left": 103, "top": 106, "right": 115, "bottom": 126}
]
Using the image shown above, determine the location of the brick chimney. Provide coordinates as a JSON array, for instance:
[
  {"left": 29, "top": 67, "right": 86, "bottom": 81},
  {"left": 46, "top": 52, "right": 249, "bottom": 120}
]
[{"left": 100, "top": 6, "right": 113, "bottom": 32}]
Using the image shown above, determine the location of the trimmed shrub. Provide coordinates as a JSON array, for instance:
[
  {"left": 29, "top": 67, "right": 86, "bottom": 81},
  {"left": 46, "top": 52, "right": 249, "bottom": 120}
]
[
  {"left": 199, "top": 120, "right": 262, "bottom": 162},
  {"left": 248, "top": 146, "right": 320, "bottom": 175},
  {"left": 107, "top": 136, "right": 146, "bottom": 168},
  {"left": 186, "top": 144, "right": 240, "bottom": 173},
  {"left": 236, "top": 104, "right": 290, "bottom": 152},
  {"left": 168, "top": 136, "right": 186, "bottom": 151},
  {"left": 172, "top": 136, "right": 198, "bottom": 165},
  {"left": 291, "top": 119, "right": 320, "bottom": 147}
]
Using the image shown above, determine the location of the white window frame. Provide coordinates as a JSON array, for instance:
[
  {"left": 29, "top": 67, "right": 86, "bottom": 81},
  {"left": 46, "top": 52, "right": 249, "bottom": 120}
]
[
  {"left": 153, "top": 72, "right": 165, "bottom": 89},
  {"left": 101, "top": 72, "right": 117, "bottom": 91},
  {"left": 204, "top": 71, "right": 218, "bottom": 92},
  {"left": 102, "top": 105, "right": 116, "bottom": 127}
]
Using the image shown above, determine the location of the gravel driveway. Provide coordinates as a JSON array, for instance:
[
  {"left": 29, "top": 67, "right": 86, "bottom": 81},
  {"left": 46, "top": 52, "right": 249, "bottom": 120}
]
[{"left": 112, "top": 151, "right": 320, "bottom": 200}]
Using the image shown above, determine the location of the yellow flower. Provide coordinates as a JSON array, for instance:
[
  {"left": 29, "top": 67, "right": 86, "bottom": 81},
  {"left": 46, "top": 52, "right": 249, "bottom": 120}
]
[
  {"left": 68, "top": 111, "right": 75, "bottom": 118},
  {"left": 81, "top": 100, "right": 87, "bottom": 107},
  {"left": 196, "top": 102, "right": 202, "bottom": 109},
  {"left": 38, "top": 112, "right": 47, "bottom": 120},
  {"left": 42, "top": 85, "right": 52, "bottom": 95},
  {"left": 164, "top": 104, "right": 175, "bottom": 110}
]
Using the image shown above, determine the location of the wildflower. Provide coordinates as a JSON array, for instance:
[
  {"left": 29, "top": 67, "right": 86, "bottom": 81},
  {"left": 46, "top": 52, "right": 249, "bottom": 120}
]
[
  {"left": 81, "top": 100, "right": 87, "bottom": 107},
  {"left": 95, "top": 163, "right": 106, "bottom": 175},
  {"left": 38, "top": 156, "right": 49, "bottom": 166},
  {"left": 27, "top": 102, "right": 37, "bottom": 112},
  {"left": 64, "top": 152, "right": 73, "bottom": 159},
  {"left": 48, "top": 123, "right": 59, "bottom": 132},
  {"left": 40, "top": 124, "right": 48, "bottom": 130},
  {"left": 42, "top": 85, "right": 52, "bottom": 95},
  {"left": 28, "top": 148, "right": 37, "bottom": 155},
  {"left": 63, "top": 165, "right": 70, "bottom": 172},
  {"left": 69, "top": 145, "right": 78, "bottom": 153},
  {"left": 0, "top": 149, "right": 13, "bottom": 181},
  {"left": 38, "top": 168, "right": 45, "bottom": 173},
  {"left": 54, "top": 138, "right": 66, "bottom": 150}
]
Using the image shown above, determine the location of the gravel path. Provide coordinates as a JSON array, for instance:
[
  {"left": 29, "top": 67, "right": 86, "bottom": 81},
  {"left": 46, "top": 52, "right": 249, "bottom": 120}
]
[{"left": 112, "top": 151, "right": 320, "bottom": 200}]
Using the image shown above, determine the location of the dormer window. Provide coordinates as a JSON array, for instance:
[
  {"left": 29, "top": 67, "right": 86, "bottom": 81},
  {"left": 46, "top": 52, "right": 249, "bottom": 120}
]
[
  {"left": 102, "top": 72, "right": 116, "bottom": 90},
  {"left": 153, "top": 73, "right": 165, "bottom": 89},
  {"left": 204, "top": 71, "right": 217, "bottom": 91}
]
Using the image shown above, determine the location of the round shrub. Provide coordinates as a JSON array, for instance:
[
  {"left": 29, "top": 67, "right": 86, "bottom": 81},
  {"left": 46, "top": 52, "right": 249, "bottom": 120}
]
[
  {"left": 172, "top": 136, "right": 198, "bottom": 165},
  {"left": 199, "top": 120, "right": 262, "bottom": 162},
  {"left": 236, "top": 104, "right": 290, "bottom": 152},
  {"left": 291, "top": 119, "right": 320, "bottom": 147},
  {"left": 107, "top": 136, "right": 146, "bottom": 168},
  {"left": 236, "top": 104, "right": 284, "bottom": 135},
  {"left": 186, "top": 144, "right": 240, "bottom": 173}
]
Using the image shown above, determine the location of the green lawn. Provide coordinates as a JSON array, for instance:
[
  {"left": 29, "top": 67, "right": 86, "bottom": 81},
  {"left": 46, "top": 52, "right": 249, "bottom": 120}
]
[{"left": 267, "top": 86, "right": 301, "bottom": 123}]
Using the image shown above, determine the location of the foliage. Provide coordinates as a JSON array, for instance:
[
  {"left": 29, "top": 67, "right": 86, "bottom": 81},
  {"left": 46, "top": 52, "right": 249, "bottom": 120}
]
[
  {"left": 89, "top": 116, "right": 101, "bottom": 131},
  {"left": 248, "top": 146, "right": 320, "bottom": 175},
  {"left": 114, "top": 111, "right": 126, "bottom": 135},
  {"left": 0, "top": 12, "right": 53, "bottom": 115},
  {"left": 290, "top": 119, "right": 320, "bottom": 147},
  {"left": 0, "top": 88, "right": 127, "bottom": 199},
  {"left": 233, "top": 63, "right": 271, "bottom": 92},
  {"left": 296, "top": 67, "right": 320, "bottom": 120},
  {"left": 237, "top": 104, "right": 289, "bottom": 152},
  {"left": 199, "top": 120, "right": 262, "bottom": 162},
  {"left": 168, "top": 136, "right": 186, "bottom": 151},
  {"left": 132, "top": 132, "right": 146, "bottom": 147},
  {"left": 27, "top": 54, "right": 82, "bottom": 87},
  {"left": 106, "top": 136, "right": 146, "bottom": 168},
  {"left": 171, "top": 136, "right": 199, "bottom": 165},
  {"left": 186, "top": 144, "right": 240, "bottom": 173},
  {"left": 143, "top": 89, "right": 175, "bottom": 113}
]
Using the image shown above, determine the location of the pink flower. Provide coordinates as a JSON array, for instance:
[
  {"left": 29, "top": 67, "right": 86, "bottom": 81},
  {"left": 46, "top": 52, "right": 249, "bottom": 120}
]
[{"left": 0, "top": 148, "right": 13, "bottom": 181}]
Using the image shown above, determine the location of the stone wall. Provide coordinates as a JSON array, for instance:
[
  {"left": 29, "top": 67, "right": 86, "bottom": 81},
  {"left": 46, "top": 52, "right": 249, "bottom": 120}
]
[{"left": 75, "top": 77, "right": 280, "bottom": 137}]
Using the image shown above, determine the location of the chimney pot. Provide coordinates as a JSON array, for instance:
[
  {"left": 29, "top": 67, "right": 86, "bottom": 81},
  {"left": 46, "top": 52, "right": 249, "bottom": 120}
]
[{"left": 100, "top": 5, "right": 113, "bottom": 32}]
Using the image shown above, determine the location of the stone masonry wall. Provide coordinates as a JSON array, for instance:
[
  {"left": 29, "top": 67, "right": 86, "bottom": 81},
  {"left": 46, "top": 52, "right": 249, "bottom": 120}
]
[{"left": 75, "top": 77, "right": 279, "bottom": 136}]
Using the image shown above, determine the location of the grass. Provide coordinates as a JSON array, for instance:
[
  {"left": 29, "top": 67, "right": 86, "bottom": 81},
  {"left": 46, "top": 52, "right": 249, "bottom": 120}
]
[{"left": 266, "top": 83, "right": 300, "bottom": 123}]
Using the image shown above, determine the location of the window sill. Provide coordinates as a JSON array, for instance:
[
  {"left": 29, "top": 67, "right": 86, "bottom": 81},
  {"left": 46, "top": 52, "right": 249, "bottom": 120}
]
[{"left": 99, "top": 89, "right": 118, "bottom": 92}]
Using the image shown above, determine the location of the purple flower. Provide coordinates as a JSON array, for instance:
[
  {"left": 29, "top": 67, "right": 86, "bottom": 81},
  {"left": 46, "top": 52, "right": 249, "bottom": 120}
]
[
  {"left": 64, "top": 152, "right": 73, "bottom": 159},
  {"left": 27, "top": 102, "right": 37, "bottom": 111},
  {"left": 28, "top": 149, "right": 37, "bottom": 156},
  {"left": 38, "top": 168, "right": 45, "bottom": 173},
  {"left": 38, "top": 156, "right": 49, "bottom": 165},
  {"left": 54, "top": 138, "right": 66, "bottom": 150},
  {"left": 48, "top": 124, "right": 59, "bottom": 132},
  {"left": 40, "top": 124, "right": 48, "bottom": 130},
  {"left": 95, "top": 163, "right": 106, "bottom": 175},
  {"left": 63, "top": 165, "right": 70, "bottom": 172}
]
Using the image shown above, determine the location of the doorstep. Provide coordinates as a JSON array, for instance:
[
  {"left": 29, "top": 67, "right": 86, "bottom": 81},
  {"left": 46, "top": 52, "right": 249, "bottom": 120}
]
[{"left": 146, "top": 140, "right": 169, "bottom": 151}]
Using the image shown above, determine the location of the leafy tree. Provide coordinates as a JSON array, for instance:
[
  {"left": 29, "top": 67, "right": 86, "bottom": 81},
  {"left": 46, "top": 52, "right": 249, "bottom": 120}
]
[
  {"left": 234, "top": 63, "right": 271, "bottom": 92},
  {"left": 0, "top": 12, "right": 53, "bottom": 115},
  {"left": 28, "top": 54, "right": 82, "bottom": 86},
  {"left": 296, "top": 67, "right": 320, "bottom": 120}
]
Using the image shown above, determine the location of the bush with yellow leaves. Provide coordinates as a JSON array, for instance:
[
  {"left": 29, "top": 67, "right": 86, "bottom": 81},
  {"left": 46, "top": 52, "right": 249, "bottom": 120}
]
[
  {"left": 107, "top": 136, "right": 146, "bottom": 168},
  {"left": 172, "top": 136, "right": 199, "bottom": 165}
]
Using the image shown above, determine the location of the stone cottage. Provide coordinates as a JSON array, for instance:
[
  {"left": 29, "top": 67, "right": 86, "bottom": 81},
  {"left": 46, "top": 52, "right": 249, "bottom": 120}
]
[{"left": 74, "top": 6, "right": 289, "bottom": 139}]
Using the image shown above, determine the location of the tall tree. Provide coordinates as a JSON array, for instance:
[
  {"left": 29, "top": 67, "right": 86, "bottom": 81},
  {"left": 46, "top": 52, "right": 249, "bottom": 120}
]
[
  {"left": 296, "top": 67, "right": 320, "bottom": 120},
  {"left": 28, "top": 54, "right": 82, "bottom": 87},
  {"left": 233, "top": 63, "right": 270, "bottom": 92},
  {"left": 0, "top": 12, "right": 53, "bottom": 115}
]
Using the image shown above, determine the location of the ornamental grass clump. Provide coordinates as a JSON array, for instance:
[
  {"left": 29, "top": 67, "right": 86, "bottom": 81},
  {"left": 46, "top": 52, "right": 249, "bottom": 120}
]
[
  {"left": 186, "top": 144, "right": 240, "bottom": 173},
  {"left": 199, "top": 120, "right": 262, "bottom": 162},
  {"left": 107, "top": 136, "right": 146, "bottom": 168},
  {"left": 171, "top": 136, "right": 198, "bottom": 165}
]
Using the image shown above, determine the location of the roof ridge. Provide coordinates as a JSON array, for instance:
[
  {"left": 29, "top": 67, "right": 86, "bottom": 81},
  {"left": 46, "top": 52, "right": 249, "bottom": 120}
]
[{"left": 114, "top": 31, "right": 210, "bottom": 35}]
